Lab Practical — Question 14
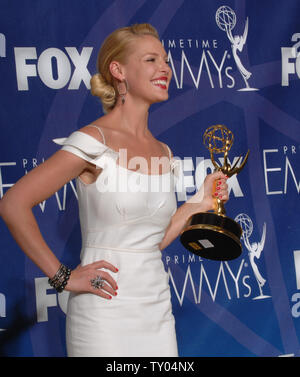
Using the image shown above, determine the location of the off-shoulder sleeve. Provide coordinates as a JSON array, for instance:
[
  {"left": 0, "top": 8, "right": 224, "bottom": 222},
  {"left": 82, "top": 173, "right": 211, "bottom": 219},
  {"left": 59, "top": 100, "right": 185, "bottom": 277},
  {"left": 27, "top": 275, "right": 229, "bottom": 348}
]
[{"left": 52, "top": 131, "right": 119, "bottom": 170}]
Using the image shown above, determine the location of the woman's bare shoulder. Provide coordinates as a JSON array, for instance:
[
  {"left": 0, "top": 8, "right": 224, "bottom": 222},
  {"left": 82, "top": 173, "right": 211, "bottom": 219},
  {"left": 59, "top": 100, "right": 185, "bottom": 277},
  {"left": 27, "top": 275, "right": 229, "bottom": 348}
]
[
  {"left": 79, "top": 116, "right": 124, "bottom": 148},
  {"left": 79, "top": 113, "right": 118, "bottom": 142},
  {"left": 157, "top": 140, "right": 173, "bottom": 158},
  {"left": 78, "top": 123, "right": 105, "bottom": 144}
]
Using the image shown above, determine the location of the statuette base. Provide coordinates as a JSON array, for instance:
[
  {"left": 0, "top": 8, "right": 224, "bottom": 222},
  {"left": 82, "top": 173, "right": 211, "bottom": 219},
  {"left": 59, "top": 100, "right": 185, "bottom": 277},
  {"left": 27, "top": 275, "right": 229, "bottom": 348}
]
[{"left": 180, "top": 212, "right": 242, "bottom": 261}]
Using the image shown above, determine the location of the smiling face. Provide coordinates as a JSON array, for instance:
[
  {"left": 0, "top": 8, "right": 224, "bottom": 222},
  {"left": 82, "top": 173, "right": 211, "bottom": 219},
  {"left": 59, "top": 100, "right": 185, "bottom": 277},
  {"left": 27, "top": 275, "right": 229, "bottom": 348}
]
[{"left": 120, "top": 35, "right": 172, "bottom": 106}]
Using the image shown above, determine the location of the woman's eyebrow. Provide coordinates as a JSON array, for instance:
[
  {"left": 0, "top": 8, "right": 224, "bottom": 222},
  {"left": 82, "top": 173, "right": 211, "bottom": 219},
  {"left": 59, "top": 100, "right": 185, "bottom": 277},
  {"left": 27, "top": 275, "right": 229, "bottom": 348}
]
[{"left": 142, "top": 52, "right": 168, "bottom": 58}]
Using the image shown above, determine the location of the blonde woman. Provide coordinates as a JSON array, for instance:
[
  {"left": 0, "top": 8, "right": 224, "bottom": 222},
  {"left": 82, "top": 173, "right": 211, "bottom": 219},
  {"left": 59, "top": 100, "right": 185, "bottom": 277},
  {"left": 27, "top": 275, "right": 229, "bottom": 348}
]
[{"left": 0, "top": 24, "right": 228, "bottom": 356}]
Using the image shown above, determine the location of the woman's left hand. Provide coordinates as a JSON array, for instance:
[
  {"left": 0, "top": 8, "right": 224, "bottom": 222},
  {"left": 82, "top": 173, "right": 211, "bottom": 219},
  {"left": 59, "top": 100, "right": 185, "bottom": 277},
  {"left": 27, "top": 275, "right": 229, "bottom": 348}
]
[
  {"left": 159, "top": 171, "right": 229, "bottom": 251},
  {"left": 187, "top": 171, "right": 229, "bottom": 212}
]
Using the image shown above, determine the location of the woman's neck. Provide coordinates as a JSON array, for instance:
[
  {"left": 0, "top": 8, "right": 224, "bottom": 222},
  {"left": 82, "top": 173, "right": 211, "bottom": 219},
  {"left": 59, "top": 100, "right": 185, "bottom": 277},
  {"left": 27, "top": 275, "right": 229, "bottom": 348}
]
[{"left": 109, "top": 97, "right": 151, "bottom": 139}]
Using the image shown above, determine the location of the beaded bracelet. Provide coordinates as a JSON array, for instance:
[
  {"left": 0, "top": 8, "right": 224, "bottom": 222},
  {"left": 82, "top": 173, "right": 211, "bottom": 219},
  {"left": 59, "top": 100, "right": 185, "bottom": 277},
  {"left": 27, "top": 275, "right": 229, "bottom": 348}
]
[{"left": 48, "top": 264, "right": 71, "bottom": 293}]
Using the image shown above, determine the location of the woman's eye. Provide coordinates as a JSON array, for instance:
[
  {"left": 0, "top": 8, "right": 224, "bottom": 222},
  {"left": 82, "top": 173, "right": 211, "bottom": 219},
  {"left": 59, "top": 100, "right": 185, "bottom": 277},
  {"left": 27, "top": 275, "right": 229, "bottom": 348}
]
[{"left": 146, "top": 58, "right": 155, "bottom": 62}]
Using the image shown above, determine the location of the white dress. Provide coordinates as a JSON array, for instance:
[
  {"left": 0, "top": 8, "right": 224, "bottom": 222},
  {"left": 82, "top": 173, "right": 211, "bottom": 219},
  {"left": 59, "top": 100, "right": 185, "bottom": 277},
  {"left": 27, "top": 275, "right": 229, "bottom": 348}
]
[{"left": 53, "top": 126, "right": 179, "bottom": 357}]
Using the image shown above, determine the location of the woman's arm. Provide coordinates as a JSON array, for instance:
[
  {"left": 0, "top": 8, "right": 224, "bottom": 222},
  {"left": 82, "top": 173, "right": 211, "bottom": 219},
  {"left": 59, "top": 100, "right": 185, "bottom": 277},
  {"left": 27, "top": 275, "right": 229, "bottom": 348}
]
[
  {"left": 0, "top": 149, "right": 118, "bottom": 298},
  {"left": 0, "top": 150, "right": 86, "bottom": 277},
  {"left": 159, "top": 171, "right": 228, "bottom": 250}
]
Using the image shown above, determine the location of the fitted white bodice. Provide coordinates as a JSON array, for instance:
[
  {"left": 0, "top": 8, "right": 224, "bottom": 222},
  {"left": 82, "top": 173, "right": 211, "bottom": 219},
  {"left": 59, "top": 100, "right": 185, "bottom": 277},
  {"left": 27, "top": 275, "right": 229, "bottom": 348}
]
[{"left": 53, "top": 130, "right": 179, "bottom": 253}]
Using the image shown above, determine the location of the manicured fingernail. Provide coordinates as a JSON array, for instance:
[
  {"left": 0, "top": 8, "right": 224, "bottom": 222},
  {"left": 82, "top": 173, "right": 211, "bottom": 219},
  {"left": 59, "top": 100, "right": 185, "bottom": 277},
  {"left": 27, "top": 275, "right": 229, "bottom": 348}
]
[
  {"left": 108, "top": 296, "right": 112, "bottom": 300},
  {"left": 115, "top": 292, "right": 118, "bottom": 296},
  {"left": 115, "top": 268, "right": 119, "bottom": 272},
  {"left": 216, "top": 187, "right": 220, "bottom": 190},
  {"left": 214, "top": 192, "right": 218, "bottom": 196},
  {"left": 116, "top": 285, "right": 118, "bottom": 290}
]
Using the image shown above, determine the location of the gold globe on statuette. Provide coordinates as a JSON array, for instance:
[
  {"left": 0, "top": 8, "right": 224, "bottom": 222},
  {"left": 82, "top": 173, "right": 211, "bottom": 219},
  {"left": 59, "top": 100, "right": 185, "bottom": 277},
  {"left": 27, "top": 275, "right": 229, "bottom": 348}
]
[{"left": 180, "top": 124, "right": 249, "bottom": 261}]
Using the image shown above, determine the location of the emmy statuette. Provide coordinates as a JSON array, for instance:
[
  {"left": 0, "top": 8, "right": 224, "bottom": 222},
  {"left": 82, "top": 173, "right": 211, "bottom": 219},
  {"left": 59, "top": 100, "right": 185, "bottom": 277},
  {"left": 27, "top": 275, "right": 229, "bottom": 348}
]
[{"left": 180, "top": 125, "right": 249, "bottom": 261}]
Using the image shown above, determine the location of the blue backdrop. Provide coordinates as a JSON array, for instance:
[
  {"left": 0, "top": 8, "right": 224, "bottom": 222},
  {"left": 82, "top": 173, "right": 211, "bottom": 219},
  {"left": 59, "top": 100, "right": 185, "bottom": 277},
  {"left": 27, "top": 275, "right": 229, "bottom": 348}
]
[{"left": 0, "top": 0, "right": 300, "bottom": 357}]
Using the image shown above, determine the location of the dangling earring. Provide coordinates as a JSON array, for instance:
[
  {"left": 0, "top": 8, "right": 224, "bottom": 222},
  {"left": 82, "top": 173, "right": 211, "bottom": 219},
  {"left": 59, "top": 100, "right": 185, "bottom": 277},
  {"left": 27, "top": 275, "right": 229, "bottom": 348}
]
[{"left": 117, "top": 79, "right": 129, "bottom": 104}]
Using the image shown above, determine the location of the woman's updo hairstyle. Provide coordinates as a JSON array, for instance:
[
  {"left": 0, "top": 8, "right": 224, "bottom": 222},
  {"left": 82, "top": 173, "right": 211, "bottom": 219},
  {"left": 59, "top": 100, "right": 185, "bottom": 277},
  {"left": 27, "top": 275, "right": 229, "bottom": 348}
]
[{"left": 90, "top": 23, "right": 160, "bottom": 113}]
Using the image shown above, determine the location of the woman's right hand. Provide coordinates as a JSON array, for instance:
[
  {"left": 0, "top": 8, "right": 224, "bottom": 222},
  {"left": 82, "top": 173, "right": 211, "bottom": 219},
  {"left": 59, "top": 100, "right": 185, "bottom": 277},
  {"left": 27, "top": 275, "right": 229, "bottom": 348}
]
[{"left": 65, "top": 260, "right": 119, "bottom": 300}]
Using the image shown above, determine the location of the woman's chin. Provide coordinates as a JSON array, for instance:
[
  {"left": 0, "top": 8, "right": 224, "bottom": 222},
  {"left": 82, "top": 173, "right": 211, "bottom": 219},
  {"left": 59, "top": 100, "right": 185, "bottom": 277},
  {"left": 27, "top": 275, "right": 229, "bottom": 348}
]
[{"left": 150, "top": 93, "right": 169, "bottom": 104}]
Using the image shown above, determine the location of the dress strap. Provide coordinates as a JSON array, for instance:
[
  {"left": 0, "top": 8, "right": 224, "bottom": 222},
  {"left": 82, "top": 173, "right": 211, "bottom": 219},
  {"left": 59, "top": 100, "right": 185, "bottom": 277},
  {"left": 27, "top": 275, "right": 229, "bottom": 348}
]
[
  {"left": 166, "top": 144, "right": 172, "bottom": 160},
  {"left": 87, "top": 124, "right": 106, "bottom": 145}
]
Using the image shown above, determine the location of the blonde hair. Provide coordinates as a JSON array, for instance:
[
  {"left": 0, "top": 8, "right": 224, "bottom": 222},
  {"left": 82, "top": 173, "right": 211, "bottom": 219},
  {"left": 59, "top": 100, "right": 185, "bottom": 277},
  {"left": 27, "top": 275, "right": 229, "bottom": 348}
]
[{"left": 90, "top": 23, "right": 160, "bottom": 113}]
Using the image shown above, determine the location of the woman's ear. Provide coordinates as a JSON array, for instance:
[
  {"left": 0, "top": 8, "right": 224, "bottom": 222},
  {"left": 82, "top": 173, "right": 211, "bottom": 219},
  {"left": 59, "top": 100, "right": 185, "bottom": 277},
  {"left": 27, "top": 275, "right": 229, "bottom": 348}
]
[{"left": 109, "top": 61, "right": 125, "bottom": 81}]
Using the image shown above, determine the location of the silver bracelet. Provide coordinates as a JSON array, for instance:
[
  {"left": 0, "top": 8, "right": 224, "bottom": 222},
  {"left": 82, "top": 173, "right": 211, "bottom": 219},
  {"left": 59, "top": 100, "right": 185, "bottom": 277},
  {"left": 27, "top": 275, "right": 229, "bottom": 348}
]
[{"left": 48, "top": 264, "right": 71, "bottom": 293}]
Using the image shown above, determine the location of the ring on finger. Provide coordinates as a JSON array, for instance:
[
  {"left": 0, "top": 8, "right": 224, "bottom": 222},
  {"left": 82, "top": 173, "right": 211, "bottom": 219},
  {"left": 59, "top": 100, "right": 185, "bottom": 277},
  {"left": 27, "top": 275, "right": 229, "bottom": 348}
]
[{"left": 90, "top": 275, "right": 105, "bottom": 289}]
